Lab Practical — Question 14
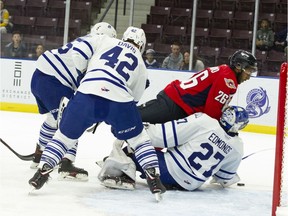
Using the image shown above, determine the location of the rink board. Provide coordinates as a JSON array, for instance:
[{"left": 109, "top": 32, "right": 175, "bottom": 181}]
[{"left": 0, "top": 58, "right": 280, "bottom": 134}]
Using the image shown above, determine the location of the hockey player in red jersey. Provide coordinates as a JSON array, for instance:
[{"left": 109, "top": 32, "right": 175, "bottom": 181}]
[{"left": 139, "top": 50, "right": 257, "bottom": 123}]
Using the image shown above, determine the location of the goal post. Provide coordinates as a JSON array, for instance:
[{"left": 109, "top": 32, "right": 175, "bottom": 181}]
[{"left": 272, "top": 62, "right": 288, "bottom": 216}]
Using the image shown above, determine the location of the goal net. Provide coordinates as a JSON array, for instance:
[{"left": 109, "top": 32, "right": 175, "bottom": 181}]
[{"left": 272, "top": 62, "right": 288, "bottom": 216}]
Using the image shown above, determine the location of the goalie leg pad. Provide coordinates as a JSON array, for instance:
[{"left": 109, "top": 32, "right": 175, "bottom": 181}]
[
  {"left": 102, "top": 174, "right": 135, "bottom": 190},
  {"left": 98, "top": 139, "right": 136, "bottom": 183}
]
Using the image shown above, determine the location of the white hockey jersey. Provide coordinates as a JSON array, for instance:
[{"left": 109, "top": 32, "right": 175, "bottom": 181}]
[
  {"left": 36, "top": 34, "right": 102, "bottom": 91},
  {"left": 146, "top": 113, "right": 244, "bottom": 190},
  {"left": 77, "top": 36, "right": 147, "bottom": 103}
]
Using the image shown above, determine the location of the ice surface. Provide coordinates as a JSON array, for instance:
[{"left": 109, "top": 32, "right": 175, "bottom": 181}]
[{"left": 0, "top": 111, "right": 284, "bottom": 216}]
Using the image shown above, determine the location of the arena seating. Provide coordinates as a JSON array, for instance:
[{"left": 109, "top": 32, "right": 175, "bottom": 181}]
[
  {"left": 2, "top": 0, "right": 97, "bottom": 51},
  {"left": 142, "top": 0, "right": 287, "bottom": 76},
  {"left": 1, "top": 0, "right": 286, "bottom": 77}
]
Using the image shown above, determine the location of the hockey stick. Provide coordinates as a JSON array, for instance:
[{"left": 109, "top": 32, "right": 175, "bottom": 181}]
[
  {"left": 242, "top": 148, "right": 274, "bottom": 160},
  {"left": 0, "top": 138, "right": 34, "bottom": 161},
  {"left": 86, "top": 122, "right": 102, "bottom": 134}
]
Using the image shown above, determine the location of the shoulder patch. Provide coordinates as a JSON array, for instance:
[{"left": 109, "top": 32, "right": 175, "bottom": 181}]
[{"left": 224, "top": 78, "right": 237, "bottom": 89}]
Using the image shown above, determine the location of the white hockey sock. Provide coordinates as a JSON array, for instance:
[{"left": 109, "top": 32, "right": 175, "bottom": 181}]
[
  {"left": 134, "top": 141, "right": 159, "bottom": 171},
  {"left": 38, "top": 121, "right": 57, "bottom": 150},
  {"left": 64, "top": 142, "right": 78, "bottom": 162},
  {"left": 40, "top": 130, "right": 77, "bottom": 168}
]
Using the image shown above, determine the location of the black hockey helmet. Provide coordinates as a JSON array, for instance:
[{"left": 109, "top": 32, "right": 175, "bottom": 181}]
[
  {"left": 229, "top": 50, "right": 257, "bottom": 74},
  {"left": 229, "top": 50, "right": 258, "bottom": 84}
]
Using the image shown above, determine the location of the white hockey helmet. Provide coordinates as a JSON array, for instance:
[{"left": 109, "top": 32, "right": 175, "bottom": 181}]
[
  {"left": 122, "top": 26, "right": 146, "bottom": 54},
  {"left": 220, "top": 106, "right": 249, "bottom": 134},
  {"left": 90, "top": 22, "right": 117, "bottom": 38}
]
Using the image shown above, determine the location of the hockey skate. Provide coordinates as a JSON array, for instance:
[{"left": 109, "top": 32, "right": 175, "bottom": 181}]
[
  {"left": 58, "top": 158, "right": 88, "bottom": 181},
  {"left": 30, "top": 144, "right": 42, "bottom": 169},
  {"left": 29, "top": 164, "right": 52, "bottom": 190},
  {"left": 101, "top": 173, "right": 135, "bottom": 190},
  {"left": 145, "top": 167, "right": 166, "bottom": 202}
]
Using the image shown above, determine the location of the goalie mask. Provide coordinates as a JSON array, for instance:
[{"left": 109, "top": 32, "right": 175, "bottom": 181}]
[
  {"left": 122, "top": 26, "right": 146, "bottom": 54},
  {"left": 90, "top": 22, "right": 117, "bottom": 38},
  {"left": 220, "top": 106, "right": 249, "bottom": 134}
]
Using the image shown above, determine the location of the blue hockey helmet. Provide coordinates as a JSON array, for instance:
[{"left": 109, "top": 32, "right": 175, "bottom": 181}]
[{"left": 220, "top": 106, "right": 249, "bottom": 133}]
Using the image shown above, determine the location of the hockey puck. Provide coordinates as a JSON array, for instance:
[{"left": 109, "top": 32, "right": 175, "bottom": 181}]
[{"left": 237, "top": 183, "right": 245, "bottom": 186}]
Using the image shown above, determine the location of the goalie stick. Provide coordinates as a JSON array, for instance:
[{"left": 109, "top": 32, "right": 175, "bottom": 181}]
[
  {"left": 242, "top": 148, "right": 274, "bottom": 160},
  {"left": 0, "top": 138, "right": 34, "bottom": 161}
]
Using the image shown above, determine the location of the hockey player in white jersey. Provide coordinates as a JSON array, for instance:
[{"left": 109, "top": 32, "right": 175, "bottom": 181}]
[
  {"left": 30, "top": 22, "right": 117, "bottom": 180},
  {"left": 98, "top": 106, "right": 248, "bottom": 191},
  {"left": 29, "top": 27, "right": 166, "bottom": 200}
]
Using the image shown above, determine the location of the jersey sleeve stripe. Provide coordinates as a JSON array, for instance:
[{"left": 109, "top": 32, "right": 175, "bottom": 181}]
[
  {"left": 72, "top": 39, "right": 94, "bottom": 59},
  {"left": 43, "top": 53, "right": 74, "bottom": 88},
  {"left": 83, "top": 40, "right": 94, "bottom": 55},
  {"left": 161, "top": 124, "right": 168, "bottom": 148},
  {"left": 171, "top": 121, "right": 179, "bottom": 146},
  {"left": 73, "top": 47, "right": 90, "bottom": 60},
  {"left": 54, "top": 54, "right": 78, "bottom": 87}
]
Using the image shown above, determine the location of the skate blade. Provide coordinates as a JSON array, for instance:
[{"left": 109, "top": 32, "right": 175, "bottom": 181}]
[
  {"left": 58, "top": 173, "right": 88, "bottom": 182},
  {"left": 155, "top": 192, "right": 163, "bottom": 202},
  {"left": 30, "top": 162, "right": 39, "bottom": 169},
  {"left": 102, "top": 179, "right": 135, "bottom": 190},
  {"left": 28, "top": 185, "right": 37, "bottom": 195}
]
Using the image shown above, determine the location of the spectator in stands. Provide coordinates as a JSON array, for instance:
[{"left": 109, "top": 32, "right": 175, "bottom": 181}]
[
  {"left": 162, "top": 41, "right": 183, "bottom": 70},
  {"left": 4, "top": 31, "right": 27, "bottom": 58},
  {"left": 29, "top": 44, "right": 45, "bottom": 60},
  {"left": 180, "top": 50, "right": 205, "bottom": 71},
  {"left": 256, "top": 19, "right": 274, "bottom": 51},
  {"left": 144, "top": 49, "right": 160, "bottom": 69},
  {"left": 274, "top": 27, "right": 287, "bottom": 53},
  {"left": 0, "top": 0, "right": 12, "bottom": 33}
]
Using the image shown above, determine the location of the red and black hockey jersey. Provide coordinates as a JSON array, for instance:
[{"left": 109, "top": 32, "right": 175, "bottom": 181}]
[{"left": 164, "top": 65, "right": 238, "bottom": 120}]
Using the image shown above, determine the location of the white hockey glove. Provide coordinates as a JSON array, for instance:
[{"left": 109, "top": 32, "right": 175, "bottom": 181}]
[{"left": 210, "top": 174, "right": 241, "bottom": 188}]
